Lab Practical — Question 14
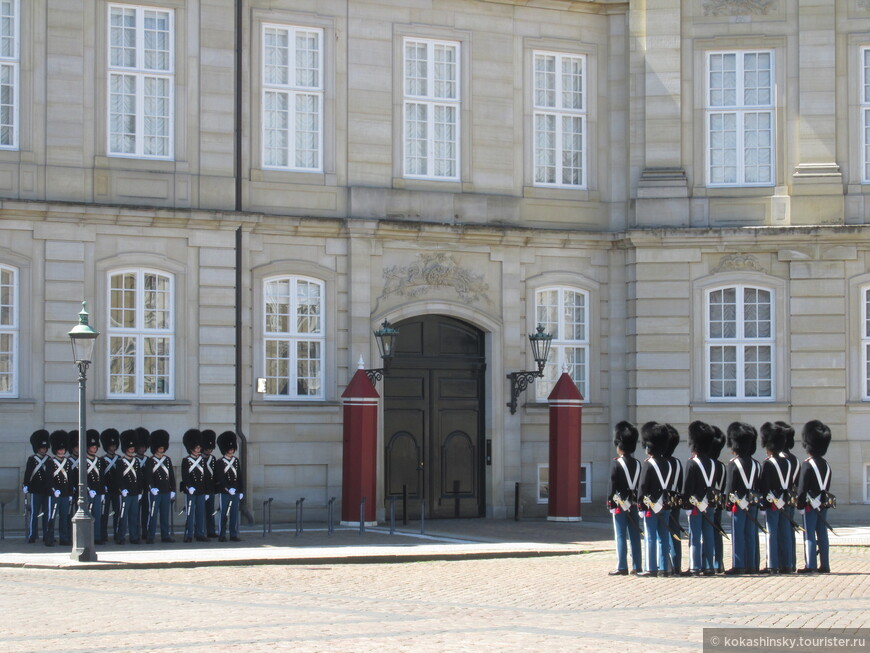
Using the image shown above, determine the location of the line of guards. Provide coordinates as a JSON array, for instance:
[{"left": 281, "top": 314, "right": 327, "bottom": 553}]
[
  {"left": 607, "top": 419, "right": 835, "bottom": 577},
  {"left": 21, "top": 427, "right": 243, "bottom": 546}
]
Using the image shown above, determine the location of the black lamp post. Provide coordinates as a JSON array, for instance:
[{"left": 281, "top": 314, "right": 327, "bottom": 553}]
[
  {"left": 364, "top": 319, "right": 399, "bottom": 384},
  {"left": 68, "top": 301, "right": 100, "bottom": 562},
  {"left": 506, "top": 324, "right": 554, "bottom": 414}
]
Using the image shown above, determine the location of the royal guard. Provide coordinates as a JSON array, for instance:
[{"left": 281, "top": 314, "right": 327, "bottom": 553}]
[
  {"left": 663, "top": 424, "right": 684, "bottom": 575},
  {"left": 84, "top": 429, "right": 106, "bottom": 544},
  {"left": 100, "top": 428, "right": 121, "bottom": 543},
  {"left": 777, "top": 421, "right": 799, "bottom": 573},
  {"left": 683, "top": 421, "right": 716, "bottom": 576},
  {"left": 797, "top": 420, "right": 835, "bottom": 573},
  {"left": 725, "top": 422, "right": 759, "bottom": 575},
  {"left": 48, "top": 430, "right": 74, "bottom": 546},
  {"left": 637, "top": 422, "right": 673, "bottom": 577},
  {"left": 180, "top": 429, "right": 207, "bottom": 542},
  {"left": 144, "top": 429, "right": 176, "bottom": 544},
  {"left": 23, "top": 429, "right": 52, "bottom": 544},
  {"left": 760, "top": 422, "right": 793, "bottom": 574},
  {"left": 215, "top": 431, "right": 244, "bottom": 542},
  {"left": 114, "top": 429, "right": 144, "bottom": 544},
  {"left": 135, "top": 427, "right": 151, "bottom": 540},
  {"left": 200, "top": 429, "right": 218, "bottom": 539},
  {"left": 606, "top": 421, "right": 642, "bottom": 575},
  {"left": 709, "top": 426, "right": 727, "bottom": 573},
  {"left": 66, "top": 430, "right": 80, "bottom": 515},
  {"left": 745, "top": 434, "right": 763, "bottom": 573}
]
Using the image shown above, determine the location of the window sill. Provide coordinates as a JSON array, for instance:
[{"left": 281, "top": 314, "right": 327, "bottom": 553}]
[
  {"left": 690, "top": 401, "right": 788, "bottom": 411},
  {"left": 523, "top": 185, "right": 593, "bottom": 202},
  {"left": 691, "top": 186, "right": 776, "bottom": 198},
  {"left": 392, "top": 177, "right": 466, "bottom": 193},
  {"left": 250, "top": 399, "right": 341, "bottom": 412},
  {"left": 92, "top": 399, "right": 192, "bottom": 412}
]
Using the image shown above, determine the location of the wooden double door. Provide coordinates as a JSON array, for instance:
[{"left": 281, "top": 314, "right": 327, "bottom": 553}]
[{"left": 383, "top": 315, "right": 486, "bottom": 518}]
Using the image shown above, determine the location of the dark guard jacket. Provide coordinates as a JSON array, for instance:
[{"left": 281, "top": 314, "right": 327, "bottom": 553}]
[
  {"left": 50, "top": 455, "right": 75, "bottom": 497},
  {"left": 683, "top": 454, "right": 715, "bottom": 504},
  {"left": 23, "top": 454, "right": 52, "bottom": 494},
  {"left": 114, "top": 455, "right": 144, "bottom": 495},
  {"left": 796, "top": 456, "right": 831, "bottom": 507},
  {"left": 638, "top": 453, "right": 672, "bottom": 509},
  {"left": 726, "top": 455, "right": 758, "bottom": 504},
  {"left": 181, "top": 454, "right": 207, "bottom": 494},
  {"left": 760, "top": 454, "right": 792, "bottom": 509},
  {"left": 85, "top": 454, "right": 106, "bottom": 494},
  {"left": 607, "top": 454, "right": 640, "bottom": 509},
  {"left": 146, "top": 455, "right": 176, "bottom": 493},
  {"left": 214, "top": 455, "right": 243, "bottom": 494}
]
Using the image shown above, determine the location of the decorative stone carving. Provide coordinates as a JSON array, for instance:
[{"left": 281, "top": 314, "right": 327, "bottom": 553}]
[
  {"left": 712, "top": 253, "right": 766, "bottom": 273},
  {"left": 381, "top": 253, "right": 491, "bottom": 304},
  {"left": 703, "top": 0, "right": 778, "bottom": 15}
]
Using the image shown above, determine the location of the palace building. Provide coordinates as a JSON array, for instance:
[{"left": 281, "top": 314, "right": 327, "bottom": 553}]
[{"left": 2, "top": 0, "right": 870, "bottom": 522}]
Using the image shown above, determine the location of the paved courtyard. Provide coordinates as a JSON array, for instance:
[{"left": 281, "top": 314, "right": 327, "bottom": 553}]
[{"left": 1, "top": 521, "right": 869, "bottom": 652}]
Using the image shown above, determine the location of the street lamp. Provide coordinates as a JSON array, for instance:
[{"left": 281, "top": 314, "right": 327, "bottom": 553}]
[
  {"left": 68, "top": 301, "right": 100, "bottom": 562},
  {"left": 506, "top": 324, "right": 554, "bottom": 414},
  {"left": 364, "top": 319, "right": 400, "bottom": 384}
]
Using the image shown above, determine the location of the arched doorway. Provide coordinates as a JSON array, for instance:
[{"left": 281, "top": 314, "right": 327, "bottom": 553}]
[{"left": 383, "top": 315, "right": 486, "bottom": 518}]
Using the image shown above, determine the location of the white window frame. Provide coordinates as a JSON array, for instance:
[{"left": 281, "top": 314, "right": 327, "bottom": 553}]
[
  {"left": 862, "top": 47, "right": 870, "bottom": 184},
  {"left": 705, "top": 284, "right": 775, "bottom": 402},
  {"left": 107, "top": 3, "right": 174, "bottom": 160},
  {"left": 0, "top": 0, "right": 18, "bottom": 150},
  {"left": 534, "top": 286, "right": 589, "bottom": 401},
  {"left": 107, "top": 268, "right": 175, "bottom": 399},
  {"left": 402, "top": 37, "right": 460, "bottom": 181},
  {"left": 536, "top": 462, "right": 591, "bottom": 504},
  {"left": 262, "top": 23, "right": 323, "bottom": 172},
  {"left": 580, "top": 462, "right": 592, "bottom": 503},
  {"left": 532, "top": 50, "right": 586, "bottom": 189},
  {"left": 263, "top": 275, "right": 325, "bottom": 401},
  {"left": 706, "top": 50, "right": 775, "bottom": 187},
  {"left": 0, "top": 264, "right": 17, "bottom": 396}
]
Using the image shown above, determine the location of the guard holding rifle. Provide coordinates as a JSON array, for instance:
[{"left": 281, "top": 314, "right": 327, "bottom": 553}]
[
  {"left": 683, "top": 421, "right": 717, "bottom": 576},
  {"left": 84, "top": 429, "right": 106, "bottom": 545},
  {"left": 725, "top": 422, "right": 759, "bottom": 575},
  {"left": 760, "top": 422, "right": 793, "bottom": 574},
  {"left": 23, "top": 429, "right": 52, "bottom": 544},
  {"left": 638, "top": 421, "right": 673, "bottom": 577},
  {"left": 797, "top": 420, "right": 835, "bottom": 574},
  {"left": 180, "top": 429, "right": 208, "bottom": 543},
  {"left": 606, "top": 421, "right": 642, "bottom": 576},
  {"left": 114, "top": 429, "right": 144, "bottom": 544},
  {"left": 215, "top": 431, "right": 244, "bottom": 542},
  {"left": 144, "top": 429, "right": 176, "bottom": 544}
]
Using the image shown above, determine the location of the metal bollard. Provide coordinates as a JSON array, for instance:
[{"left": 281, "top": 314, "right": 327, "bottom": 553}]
[
  {"left": 295, "top": 497, "right": 305, "bottom": 536},
  {"left": 267, "top": 497, "right": 273, "bottom": 534},
  {"left": 389, "top": 496, "right": 395, "bottom": 535},
  {"left": 359, "top": 497, "right": 366, "bottom": 535},
  {"left": 420, "top": 499, "right": 425, "bottom": 535},
  {"left": 514, "top": 481, "right": 520, "bottom": 522},
  {"left": 170, "top": 498, "right": 175, "bottom": 537},
  {"left": 262, "top": 500, "right": 268, "bottom": 537},
  {"left": 327, "top": 497, "right": 335, "bottom": 535},
  {"left": 402, "top": 484, "right": 408, "bottom": 526}
]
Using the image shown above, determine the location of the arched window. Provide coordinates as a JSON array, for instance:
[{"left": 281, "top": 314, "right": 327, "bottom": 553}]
[
  {"left": 263, "top": 275, "right": 324, "bottom": 399},
  {"left": 107, "top": 268, "right": 174, "bottom": 398},
  {"left": 0, "top": 264, "right": 17, "bottom": 396},
  {"left": 705, "top": 285, "right": 774, "bottom": 400},
  {"left": 534, "top": 286, "right": 589, "bottom": 400}
]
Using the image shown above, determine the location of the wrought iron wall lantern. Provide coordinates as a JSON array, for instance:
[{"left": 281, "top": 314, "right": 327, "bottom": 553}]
[
  {"left": 364, "top": 319, "right": 399, "bottom": 384},
  {"left": 506, "top": 324, "right": 553, "bottom": 414}
]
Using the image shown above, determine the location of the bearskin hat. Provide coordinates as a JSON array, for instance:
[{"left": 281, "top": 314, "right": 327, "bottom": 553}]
[
  {"left": 217, "top": 430, "right": 238, "bottom": 456},
  {"left": 66, "top": 430, "right": 79, "bottom": 453},
  {"left": 664, "top": 424, "right": 680, "bottom": 457},
  {"left": 100, "top": 428, "right": 120, "bottom": 452},
  {"left": 200, "top": 429, "right": 216, "bottom": 452},
  {"left": 641, "top": 421, "right": 670, "bottom": 456},
  {"left": 135, "top": 426, "right": 150, "bottom": 452},
  {"left": 29, "top": 429, "right": 50, "bottom": 453},
  {"left": 777, "top": 420, "right": 795, "bottom": 451},
  {"left": 688, "top": 421, "right": 714, "bottom": 456},
  {"left": 709, "top": 425, "right": 726, "bottom": 460},
  {"left": 802, "top": 420, "right": 832, "bottom": 457},
  {"left": 120, "top": 429, "right": 138, "bottom": 453},
  {"left": 150, "top": 429, "right": 170, "bottom": 454},
  {"left": 760, "top": 422, "right": 785, "bottom": 454},
  {"left": 182, "top": 428, "right": 201, "bottom": 454},
  {"left": 50, "top": 429, "right": 69, "bottom": 455},
  {"left": 86, "top": 429, "right": 101, "bottom": 450},
  {"left": 613, "top": 421, "right": 638, "bottom": 454},
  {"left": 726, "top": 422, "right": 757, "bottom": 457}
]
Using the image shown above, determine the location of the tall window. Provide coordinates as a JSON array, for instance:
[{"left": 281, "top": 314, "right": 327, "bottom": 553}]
[
  {"left": 264, "top": 276, "right": 324, "bottom": 399},
  {"left": 0, "top": 0, "right": 18, "bottom": 149},
  {"left": 535, "top": 287, "right": 589, "bottom": 400},
  {"left": 706, "top": 285, "right": 773, "bottom": 400},
  {"left": 706, "top": 50, "right": 774, "bottom": 187},
  {"left": 403, "top": 38, "right": 460, "bottom": 180},
  {"left": 108, "top": 4, "right": 174, "bottom": 159},
  {"left": 533, "top": 51, "right": 585, "bottom": 188},
  {"left": 0, "top": 265, "right": 16, "bottom": 396},
  {"left": 863, "top": 48, "right": 870, "bottom": 183},
  {"left": 262, "top": 24, "right": 323, "bottom": 171},
  {"left": 862, "top": 287, "right": 870, "bottom": 400},
  {"left": 108, "top": 269, "right": 174, "bottom": 398}
]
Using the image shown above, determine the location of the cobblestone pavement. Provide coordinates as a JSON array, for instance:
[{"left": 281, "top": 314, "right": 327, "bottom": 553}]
[{"left": 2, "top": 541, "right": 869, "bottom": 652}]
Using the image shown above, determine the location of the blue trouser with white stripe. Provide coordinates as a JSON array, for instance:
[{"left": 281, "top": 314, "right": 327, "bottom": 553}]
[
  {"left": 688, "top": 508, "right": 714, "bottom": 572},
  {"left": 731, "top": 508, "right": 753, "bottom": 570},
  {"left": 148, "top": 492, "right": 172, "bottom": 540},
  {"left": 27, "top": 492, "right": 50, "bottom": 541},
  {"left": 765, "top": 509, "right": 783, "bottom": 571},
  {"left": 612, "top": 508, "right": 642, "bottom": 572},
  {"left": 220, "top": 493, "right": 240, "bottom": 539},
  {"left": 803, "top": 507, "right": 830, "bottom": 570}
]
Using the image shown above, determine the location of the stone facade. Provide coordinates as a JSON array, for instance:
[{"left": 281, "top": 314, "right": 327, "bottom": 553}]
[{"left": 2, "top": 0, "right": 870, "bottom": 521}]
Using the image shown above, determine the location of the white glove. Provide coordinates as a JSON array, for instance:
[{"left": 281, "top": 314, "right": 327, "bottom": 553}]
[
  {"left": 150, "top": 488, "right": 159, "bottom": 496},
  {"left": 808, "top": 494, "right": 822, "bottom": 510},
  {"left": 228, "top": 488, "right": 236, "bottom": 496},
  {"left": 88, "top": 489, "right": 96, "bottom": 499},
  {"left": 239, "top": 493, "right": 244, "bottom": 500},
  {"left": 187, "top": 487, "right": 195, "bottom": 495},
  {"left": 205, "top": 494, "right": 210, "bottom": 501},
  {"left": 121, "top": 489, "right": 129, "bottom": 497},
  {"left": 53, "top": 489, "right": 61, "bottom": 498},
  {"left": 170, "top": 491, "right": 176, "bottom": 500},
  {"left": 22, "top": 486, "right": 28, "bottom": 493}
]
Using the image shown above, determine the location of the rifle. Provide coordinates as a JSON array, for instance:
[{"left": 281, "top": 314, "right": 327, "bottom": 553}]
[
  {"left": 612, "top": 493, "right": 644, "bottom": 537},
  {"left": 781, "top": 507, "right": 805, "bottom": 534},
  {"left": 689, "top": 496, "right": 730, "bottom": 540},
  {"left": 815, "top": 509, "right": 837, "bottom": 537},
  {"left": 23, "top": 493, "right": 30, "bottom": 540},
  {"left": 643, "top": 496, "right": 681, "bottom": 543},
  {"left": 729, "top": 492, "right": 768, "bottom": 534},
  {"left": 148, "top": 494, "right": 157, "bottom": 532}
]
